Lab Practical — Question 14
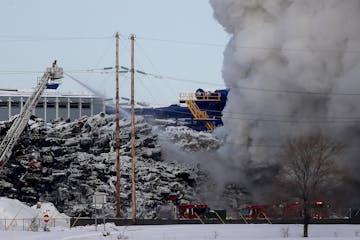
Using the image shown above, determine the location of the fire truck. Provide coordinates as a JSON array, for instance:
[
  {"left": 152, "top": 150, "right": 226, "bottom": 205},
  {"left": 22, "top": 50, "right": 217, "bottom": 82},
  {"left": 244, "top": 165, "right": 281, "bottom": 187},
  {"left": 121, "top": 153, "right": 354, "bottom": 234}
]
[
  {"left": 178, "top": 204, "right": 209, "bottom": 219},
  {"left": 177, "top": 204, "right": 227, "bottom": 221},
  {"left": 239, "top": 204, "right": 276, "bottom": 219},
  {"left": 240, "top": 201, "right": 329, "bottom": 220}
]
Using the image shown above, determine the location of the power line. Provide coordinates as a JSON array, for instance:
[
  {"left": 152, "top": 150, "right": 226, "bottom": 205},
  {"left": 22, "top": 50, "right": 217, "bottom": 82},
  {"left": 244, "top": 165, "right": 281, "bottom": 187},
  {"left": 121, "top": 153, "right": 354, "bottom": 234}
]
[
  {"left": 136, "top": 36, "right": 225, "bottom": 48},
  {"left": 3, "top": 65, "right": 360, "bottom": 97},
  {"left": 137, "top": 36, "right": 360, "bottom": 55},
  {"left": 94, "top": 38, "right": 115, "bottom": 68},
  {"left": 101, "top": 66, "right": 360, "bottom": 97},
  {"left": 3, "top": 33, "right": 360, "bottom": 55},
  {"left": 0, "top": 67, "right": 129, "bottom": 75},
  {"left": 67, "top": 65, "right": 360, "bottom": 97},
  {"left": 144, "top": 72, "right": 360, "bottom": 96},
  {"left": 134, "top": 40, "right": 179, "bottom": 100},
  {"left": 0, "top": 35, "right": 113, "bottom": 42}
]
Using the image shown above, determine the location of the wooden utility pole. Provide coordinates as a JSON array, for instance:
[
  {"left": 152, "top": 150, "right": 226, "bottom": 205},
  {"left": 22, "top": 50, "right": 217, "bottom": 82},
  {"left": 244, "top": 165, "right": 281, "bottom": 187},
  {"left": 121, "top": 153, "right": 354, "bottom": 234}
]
[
  {"left": 130, "top": 34, "right": 137, "bottom": 224},
  {"left": 115, "top": 32, "right": 121, "bottom": 218}
]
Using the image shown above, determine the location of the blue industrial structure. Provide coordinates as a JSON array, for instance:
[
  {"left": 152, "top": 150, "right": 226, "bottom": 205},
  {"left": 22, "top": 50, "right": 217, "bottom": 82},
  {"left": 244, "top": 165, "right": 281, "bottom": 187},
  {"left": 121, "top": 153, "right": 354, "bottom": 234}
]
[{"left": 107, "top": 89, "right": 229, "bottom": 131}]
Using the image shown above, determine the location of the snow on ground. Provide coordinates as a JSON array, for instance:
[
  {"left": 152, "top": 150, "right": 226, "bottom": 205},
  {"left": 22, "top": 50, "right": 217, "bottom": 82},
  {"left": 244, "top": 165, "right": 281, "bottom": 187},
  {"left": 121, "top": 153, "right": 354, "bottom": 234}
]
[
  {"left": 0, "top": 197, "right": 69, "bottom": 231},
  {"left": 0, "top": 194, "right": 359, "bottom": 239},
  {"left": 1, "top": 224, "right": 360, "bottom": 240}
]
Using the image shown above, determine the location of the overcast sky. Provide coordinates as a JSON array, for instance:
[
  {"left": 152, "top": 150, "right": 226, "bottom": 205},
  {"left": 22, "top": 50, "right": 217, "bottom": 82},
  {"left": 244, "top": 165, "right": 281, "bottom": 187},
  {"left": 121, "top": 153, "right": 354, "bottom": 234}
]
[{"left": 0, "top": 0, "right": 228, "bottom": 106}]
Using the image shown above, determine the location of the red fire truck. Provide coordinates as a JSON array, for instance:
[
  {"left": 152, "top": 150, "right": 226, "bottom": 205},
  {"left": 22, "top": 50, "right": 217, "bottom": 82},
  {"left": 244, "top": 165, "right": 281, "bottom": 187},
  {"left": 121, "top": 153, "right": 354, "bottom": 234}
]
[
  {"left": 178, "top": 204, "right": 209, "bottom": 219},
  {"left": 240, "top": 201, "right": 329, "bottom": 220}
]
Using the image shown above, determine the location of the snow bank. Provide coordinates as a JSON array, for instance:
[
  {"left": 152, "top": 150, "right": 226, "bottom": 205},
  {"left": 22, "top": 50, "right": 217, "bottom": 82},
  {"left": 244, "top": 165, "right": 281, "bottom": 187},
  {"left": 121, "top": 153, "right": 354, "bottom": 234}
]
[
  {"left": 1, "top": 224, "right": 360, "bottom": 239},
  {"left": 0, "top": 197, "right": 69, "bottom": 231}
]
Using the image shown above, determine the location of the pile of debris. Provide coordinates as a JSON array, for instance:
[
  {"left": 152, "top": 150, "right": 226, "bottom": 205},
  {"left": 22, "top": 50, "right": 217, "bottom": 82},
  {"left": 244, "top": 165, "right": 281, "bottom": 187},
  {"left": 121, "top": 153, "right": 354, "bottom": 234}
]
[
  {"left": 0, "top": 114, "right": 199, "bottom": 218},
  {"left": 161, "top": 126, "right": 222, "bottom": 152}
]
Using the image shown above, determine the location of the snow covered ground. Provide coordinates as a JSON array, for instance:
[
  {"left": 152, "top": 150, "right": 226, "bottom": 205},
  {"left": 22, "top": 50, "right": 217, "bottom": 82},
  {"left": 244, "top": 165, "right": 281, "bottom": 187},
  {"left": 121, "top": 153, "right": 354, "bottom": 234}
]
[
  {"left": 1, "top": 223, "right": 360, "bottom": 240},
  {"left": 0, "top": 197, "right": 69, "bottom": 231}
]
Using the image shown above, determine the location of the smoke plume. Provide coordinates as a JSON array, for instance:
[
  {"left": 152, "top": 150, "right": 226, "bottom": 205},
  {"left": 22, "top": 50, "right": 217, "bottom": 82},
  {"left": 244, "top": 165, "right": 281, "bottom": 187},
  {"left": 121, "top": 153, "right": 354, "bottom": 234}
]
[{"left": 210, "top": 0, "right": 360, "bottom": 204}]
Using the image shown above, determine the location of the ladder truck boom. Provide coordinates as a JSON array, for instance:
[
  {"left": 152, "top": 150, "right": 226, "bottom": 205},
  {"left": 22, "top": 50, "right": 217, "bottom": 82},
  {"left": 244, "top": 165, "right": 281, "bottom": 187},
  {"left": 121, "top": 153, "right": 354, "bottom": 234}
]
[{"left": 0, "top": 61, "right": 63, "bottom": 173}]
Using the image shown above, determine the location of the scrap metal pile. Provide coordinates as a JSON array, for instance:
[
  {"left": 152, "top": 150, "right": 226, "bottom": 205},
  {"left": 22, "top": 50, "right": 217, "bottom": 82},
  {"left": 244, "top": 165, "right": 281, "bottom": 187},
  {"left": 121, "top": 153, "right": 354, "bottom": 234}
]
[{"left": 0, "top": 114, "right": 199, "bottom": 218}]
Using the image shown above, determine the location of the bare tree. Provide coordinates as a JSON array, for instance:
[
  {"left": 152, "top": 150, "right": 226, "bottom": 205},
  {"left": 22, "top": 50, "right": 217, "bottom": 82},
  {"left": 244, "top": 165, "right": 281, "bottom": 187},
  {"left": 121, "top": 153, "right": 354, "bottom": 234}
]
[{"left": 277, "top": 133, "right": 344, "bottom": 237}]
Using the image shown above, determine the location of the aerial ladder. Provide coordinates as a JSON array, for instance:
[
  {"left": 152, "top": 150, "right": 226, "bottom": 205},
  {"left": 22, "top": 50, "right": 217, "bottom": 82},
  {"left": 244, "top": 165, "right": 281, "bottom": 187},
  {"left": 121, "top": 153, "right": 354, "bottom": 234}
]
[
  {"left": 179, "top": 90, "right": 221, "bottom": 131},
  {"left": 0, "top": 61, "right": 63, "bottom": 173}
]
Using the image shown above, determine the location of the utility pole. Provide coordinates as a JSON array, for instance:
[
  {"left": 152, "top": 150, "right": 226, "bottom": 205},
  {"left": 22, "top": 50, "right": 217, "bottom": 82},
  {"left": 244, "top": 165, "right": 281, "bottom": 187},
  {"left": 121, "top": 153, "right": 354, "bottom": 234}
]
[
  {"left": 115, "top": 32, "right": 121, "bottom": 218},
  {"left": 130, "top": 34, "right": 137, "bottom": 224}
]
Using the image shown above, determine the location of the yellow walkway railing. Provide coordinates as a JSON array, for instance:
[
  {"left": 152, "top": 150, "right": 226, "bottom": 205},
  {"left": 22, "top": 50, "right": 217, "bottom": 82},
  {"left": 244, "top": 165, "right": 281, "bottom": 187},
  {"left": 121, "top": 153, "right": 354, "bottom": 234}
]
[
  {"left": 259, "top": 212, "right": 272, "bottom": 224},
  {"left": 185, "top": 100, "right": 215, "bottom": 131},
  {"left": 213, "top": 211, "right": 225, "bottom": 224},
  {"left": 238, "top": 213, "right": 249, "bottom": 224},
  {"left": 179, "top": 92, "right": 221, "bottom": 102},
  {"left": 71, "top": 213, "right": 82, "bottom": 228},
  {"left": 194, "top": 212, "right": 205, "bottom": 224}
]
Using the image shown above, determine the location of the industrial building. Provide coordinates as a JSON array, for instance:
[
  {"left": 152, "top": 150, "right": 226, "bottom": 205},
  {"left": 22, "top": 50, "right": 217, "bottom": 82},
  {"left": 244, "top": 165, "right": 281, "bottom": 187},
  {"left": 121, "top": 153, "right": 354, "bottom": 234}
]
[
  {"left": 0, "top": 88, "right": 104, "bottom": 122},
  {"left": 0, "top": 86, "right": 228, "bottom": 131},
  {"left": 108, "top": 88, "right": 229, "bottom": 131}
]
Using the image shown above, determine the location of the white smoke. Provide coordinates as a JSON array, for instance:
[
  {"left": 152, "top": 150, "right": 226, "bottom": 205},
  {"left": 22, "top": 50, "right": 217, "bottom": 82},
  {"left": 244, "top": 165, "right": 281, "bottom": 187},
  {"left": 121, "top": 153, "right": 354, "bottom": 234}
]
[{"left": 210, "top": 0, "right": 360, "bottom": 200}]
